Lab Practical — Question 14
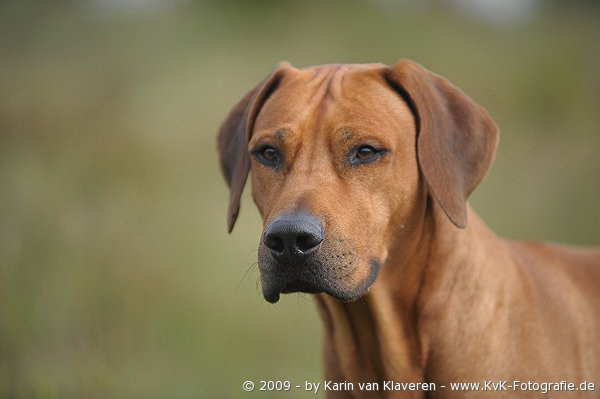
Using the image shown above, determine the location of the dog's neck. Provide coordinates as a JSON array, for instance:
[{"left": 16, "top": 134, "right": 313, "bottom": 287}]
[{"left": 315, "top": 200, "right": 507, "bottom": 388}]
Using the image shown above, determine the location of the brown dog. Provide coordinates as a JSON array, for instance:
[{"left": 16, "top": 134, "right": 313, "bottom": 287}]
[{"left": 217, "top": 60, "right": 600, "bottom": 398}]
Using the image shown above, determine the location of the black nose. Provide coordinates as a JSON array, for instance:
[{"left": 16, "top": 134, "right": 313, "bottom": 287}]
[{"left": 263, "top": 213, "right": 324, "bottom": 263}]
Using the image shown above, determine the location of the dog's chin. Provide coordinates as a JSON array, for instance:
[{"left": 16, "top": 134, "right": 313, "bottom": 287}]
[
  {"left": 261, "top": 278, "right": 369, "bottom": 304},
  {"left": 281, "top": 280, "right": 323, "bottom": 295}
]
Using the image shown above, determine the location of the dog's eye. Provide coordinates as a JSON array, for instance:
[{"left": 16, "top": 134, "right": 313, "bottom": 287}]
[
  {"left": 253, "top": 145, "right": 281, "bottom": 167},
  {"left": 261, "top": 147, "right": 277, "bottom": 161},
  {"left": 356, "top": 146, "right": 376, "bottom": 160},
  {"left": 350, "top": 145, "right": 386, "bottom": 165}
]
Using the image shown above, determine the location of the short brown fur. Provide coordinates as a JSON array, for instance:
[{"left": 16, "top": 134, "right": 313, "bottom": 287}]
[{"left": 217, "top": 60, "right": 600, "bottom": 398}]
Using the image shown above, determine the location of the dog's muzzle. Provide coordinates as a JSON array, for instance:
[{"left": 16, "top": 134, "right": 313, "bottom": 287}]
[
  {"left": 258, "top": 212, "right": 379, "bottom": 303},
  {"left": 260, "top": 212, "right": 324, "bottom": 302}
]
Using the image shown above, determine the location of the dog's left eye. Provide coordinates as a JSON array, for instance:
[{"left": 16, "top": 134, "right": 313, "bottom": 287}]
[
  {"left": 357, "top": 146, "right": 376, "bottom": 160},
  {"left": 350, "top": 145, "right": 386, "bottom": 165}
]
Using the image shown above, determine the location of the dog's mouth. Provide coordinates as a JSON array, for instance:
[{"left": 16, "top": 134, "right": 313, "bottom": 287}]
[
  {"left": 261, "top": 276, "right": 323, "bottom": 304},
  {"left": 259, "top": 259, "right": 382, "bottom": 304}
]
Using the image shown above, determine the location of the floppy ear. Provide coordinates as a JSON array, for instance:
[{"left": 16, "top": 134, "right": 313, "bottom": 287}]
[
  {"left": 384, "top": 60, "right": 499, "bottom": 228},
  {"left": 217, "top": 63, "right": 289, "bottom": 233}
]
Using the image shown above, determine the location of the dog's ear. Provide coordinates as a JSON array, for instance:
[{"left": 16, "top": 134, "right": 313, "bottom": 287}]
[
  {"left": 383, "top": 60, "right": 499, "bottom": 228},
  {"left": 217, "top": 63, "right": 289, "bottom": 233}
]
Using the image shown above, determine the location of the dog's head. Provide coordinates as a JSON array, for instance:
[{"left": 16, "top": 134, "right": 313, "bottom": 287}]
[{"left": 217, "top": 60, "right": 498, "bottom": 303}]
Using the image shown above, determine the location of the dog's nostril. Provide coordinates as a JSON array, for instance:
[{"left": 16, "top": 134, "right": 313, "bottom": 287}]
[
  {"left": 264, "top": 234, "right": 285, "bottom": 254},
  {"left": 296, "top": 233, "right": 323, "bottom": 253}
]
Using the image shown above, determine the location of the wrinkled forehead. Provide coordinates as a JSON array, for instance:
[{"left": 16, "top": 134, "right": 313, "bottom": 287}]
[{"left": 253, "top": 64, "right": 416, "bottom": 139}]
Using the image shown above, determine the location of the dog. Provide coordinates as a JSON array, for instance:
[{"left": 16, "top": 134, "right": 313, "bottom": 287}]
[{"left": 217, "top": 60, "right": 600, "bottom": 398}]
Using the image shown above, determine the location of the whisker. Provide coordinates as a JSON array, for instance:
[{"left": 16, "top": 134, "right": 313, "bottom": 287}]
[{"left": 237, "top": 262, "right": 258, "bottom": 288}]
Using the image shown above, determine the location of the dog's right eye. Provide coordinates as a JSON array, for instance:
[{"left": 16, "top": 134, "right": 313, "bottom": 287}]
[{"left": 253, "top": 145, "right": 281, "bottom": 168}]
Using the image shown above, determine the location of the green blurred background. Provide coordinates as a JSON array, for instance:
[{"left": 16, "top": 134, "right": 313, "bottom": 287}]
[{"left": 1, "top": 0, "right": 599, "bottom": 397}]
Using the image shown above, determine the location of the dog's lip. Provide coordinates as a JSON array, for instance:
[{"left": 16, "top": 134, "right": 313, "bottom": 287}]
[
  {"left": 261, "top": 275, "right": 285, "bottom": 303},
  {"left": 263, "top": 287, "right": 281, "bottom": 304},
  {"left": 262, "top": 278, "right": 322, "bottom": 303}
]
